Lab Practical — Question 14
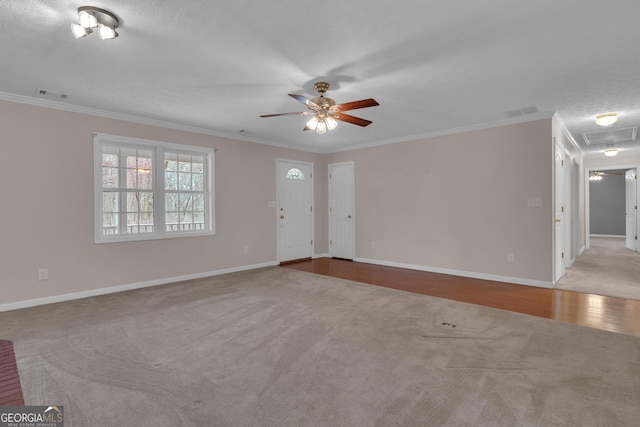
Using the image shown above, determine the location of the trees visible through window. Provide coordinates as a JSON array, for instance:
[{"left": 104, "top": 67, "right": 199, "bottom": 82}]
[
  {"left": 94, "top": 134, "right": 215, "bottom": 243},
  {"left": 101, "top": 145, "right": 154, "bottom": 235},
  {"left": 163, "top": 152, "right": 206, "bottom": 232}
]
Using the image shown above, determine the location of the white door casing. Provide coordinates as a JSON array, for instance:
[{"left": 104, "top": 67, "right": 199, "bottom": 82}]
[
  {"left": 625, "top": 168, "right": 637, "bottom": 251},
  {"left": 329, "top": 162, "right": 355, "bottom": 259},
  {"left": 564, "top": 155, "right": 572, "bottom": 266},
  {"left": 573, "top": 162, "right": 580, "bottom": 260},
  {"left": 277, "top": 160, "right": 313, "bottom": 262},
  {"left": 554, "top": 143, "right": 565, "bottom": 282}
]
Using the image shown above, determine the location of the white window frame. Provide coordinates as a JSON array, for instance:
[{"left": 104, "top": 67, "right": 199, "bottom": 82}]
[{"left": 94, "top": 133, "right": 215, "bottom": 244}]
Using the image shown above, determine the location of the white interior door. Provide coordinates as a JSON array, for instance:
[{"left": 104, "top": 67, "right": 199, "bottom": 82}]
[
  {"left": 277, "top": 160, "right": 313, "bottom": 262},
  {"left": 329, "top": 162, "right": 355, "bottom": 259},
  {"left": 625, "top": 168, "right": 637, "bottom": 251},
  {"left": 554, "top": 144, "right": 565, "bottom": 282}
]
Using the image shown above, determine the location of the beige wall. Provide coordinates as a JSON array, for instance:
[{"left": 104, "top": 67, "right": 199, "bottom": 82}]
[
  {"left": 1, "top": 99, "right": 556, "bottom": 308},
  {"left": 0, "top": 100, "right": 326, "bottom": 306},
  {"left": 327, "top": 119, "right": 554, "bottom": 284}
]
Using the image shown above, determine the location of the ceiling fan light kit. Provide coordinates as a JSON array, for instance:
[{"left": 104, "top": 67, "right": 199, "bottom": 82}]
[
  {"left": 306, "top": 114, "right": 337, "bottom": 134},
  {"left": 261, "top": 82, "right": 379, "bottom": 134},
  {"left": 589, "top": 172, "right": 603, "bottom": 181},
  {"left": 71, "top": 6, "right": 119, "bottom": 40},
  {"left": 589, "top": 170, "right": 624, "bottom": 181}
]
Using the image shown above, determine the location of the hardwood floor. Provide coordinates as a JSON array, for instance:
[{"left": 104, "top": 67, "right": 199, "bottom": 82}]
[{"left": 283, "top": 258, "right": 640, "bottom": 337}]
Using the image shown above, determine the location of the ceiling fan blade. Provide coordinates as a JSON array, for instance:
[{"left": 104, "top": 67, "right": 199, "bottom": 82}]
[
  {"left": 260, "top": 111, "right": 310, "bottom": 118},
  {"left": 303, "top": 125, "right": 312, "bottom": 131},
  {"left": 333, "top": 112, "right": 373, "bottom": 127},
  {"left": 333, "top": 98, "right": 379, "bottom": 112},
  {"left": 289, "top": 94, "right": 320, "bottom": 109}
]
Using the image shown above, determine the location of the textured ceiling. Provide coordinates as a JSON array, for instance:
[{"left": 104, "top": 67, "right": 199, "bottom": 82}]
[{"left": 2, "top": 1, "right": 640, "bottom": 155}]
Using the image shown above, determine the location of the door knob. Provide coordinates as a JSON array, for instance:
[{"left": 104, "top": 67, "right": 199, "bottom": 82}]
[
  {"left": 555, "top": 219, "right": 561, "bottom": 223},
  {"left": 347, "top": 214, "right": 352, "bottom": 218},
  {"left": 280, "top": 215, "right": 285, "bottom": 219}
]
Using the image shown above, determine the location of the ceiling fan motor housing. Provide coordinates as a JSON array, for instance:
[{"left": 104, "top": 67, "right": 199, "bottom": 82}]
[
  {"left": 311, "top": 82, "right": 336, "bottom": 113},
  {"left": 311, "top": 96, "right": 336, "bottom": 111}
]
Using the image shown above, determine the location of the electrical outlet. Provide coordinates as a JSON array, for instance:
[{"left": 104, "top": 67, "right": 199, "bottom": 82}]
[
  {"left": 243, "top": 246, "right": 249, "bottom": 254},
  {"left": 507, "top": 253, "right": 515, "bottom": 263},
  {"left": 38, "top": 268, "right": 48, "bottom": 281},
  {"left": 371, "top": 241, "right": 377, "bottom": 249}
]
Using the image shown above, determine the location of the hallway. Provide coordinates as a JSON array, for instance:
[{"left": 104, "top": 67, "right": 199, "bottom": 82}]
[{"left": 556, "top": 237, "right": 640, "bottom": 300}]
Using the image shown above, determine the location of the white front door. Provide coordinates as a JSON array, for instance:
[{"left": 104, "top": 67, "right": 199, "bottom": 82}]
[
  {"left": 625, "top": 168, "right": 637, "bottom": 251},
  {"left": 329, "top": 162, "right": 355, "bottom": 259},
  {"left": 554, "top": 144, "right": 565, "bottom": 282},
  {"left": 277, "top": 160, "right": 313, "bottom": 262}
]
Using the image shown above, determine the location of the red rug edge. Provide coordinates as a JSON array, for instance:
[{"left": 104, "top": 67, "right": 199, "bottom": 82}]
[{"left": 0, "top": 340, "right": 25, "bottom": 406}]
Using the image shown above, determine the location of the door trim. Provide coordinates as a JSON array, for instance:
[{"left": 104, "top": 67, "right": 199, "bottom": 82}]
[
  {"left": 553, "top": 143, "right": 566, "bottom": 282},
  {"left": 626, "top": 168, "right": 638, "bottom": 251}
]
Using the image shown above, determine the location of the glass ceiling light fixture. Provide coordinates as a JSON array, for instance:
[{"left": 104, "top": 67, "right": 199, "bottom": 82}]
[
  {"left": 71, "top": 6, "right": 119, "bottom": 40},
  {"left": 604, "top": 147, "right": 619, "bottom": 157},
  {"left": 306, "top": 113, "right": 338, "bottom": 135},
  {"left": 595, "top": 112, "right": 618, "bottom": 126}
]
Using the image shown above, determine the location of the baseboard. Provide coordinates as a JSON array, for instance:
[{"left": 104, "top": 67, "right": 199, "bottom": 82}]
[
  {"left": 313, "top": 253, "right": 329, "bottom": 259},
  {"left": 0, "top": 261, "right": 278, "bottom": 312},
  {"left": 578, "top": 246, "right": 586, "bottom": 256},
  {"left": 353, "top": 257, "right": 554, "bottom": 289},
  {"left": 590, "top": 234, "right": 625, "bottom": 239}
]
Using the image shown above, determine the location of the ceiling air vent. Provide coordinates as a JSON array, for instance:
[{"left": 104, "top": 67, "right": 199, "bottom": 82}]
[
  {"left": 504, "top": 105, "right": 541, "bottom": 117},
  {"left": 582, "top": 127, "right": 637, "bottom": 146}
]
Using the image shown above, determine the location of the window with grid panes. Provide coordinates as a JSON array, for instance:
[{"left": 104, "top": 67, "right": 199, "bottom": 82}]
[{"left": 94, "top": 133, "right": 214, "bottom": 243}]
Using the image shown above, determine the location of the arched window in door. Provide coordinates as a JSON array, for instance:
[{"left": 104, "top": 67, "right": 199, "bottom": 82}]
[{"left": 285, "top": 168, "right": 305, "bottom": 181}]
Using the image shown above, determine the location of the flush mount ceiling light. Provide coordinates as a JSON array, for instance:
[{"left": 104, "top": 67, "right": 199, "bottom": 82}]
[
  {"left": 604, "top": 147, "right": 619, "bottom": 157},
  {"left": 71, "top": 6, "right": 119, "bottom": 40},
  {"left": 595, "top": 113, "right": 618, "bottom": 126}
]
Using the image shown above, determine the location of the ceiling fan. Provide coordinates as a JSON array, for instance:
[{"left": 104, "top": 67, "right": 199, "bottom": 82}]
[
  {"left": 589, "top": 171, "right": 624, "bottom": 181},
  {"left": 260, "top": 82, "right": 379, "bottom": 134}
]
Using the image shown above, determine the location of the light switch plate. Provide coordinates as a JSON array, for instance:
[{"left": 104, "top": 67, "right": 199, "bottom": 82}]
[{"left": 527, "top": 197, "right": 542, "bottom": 207}]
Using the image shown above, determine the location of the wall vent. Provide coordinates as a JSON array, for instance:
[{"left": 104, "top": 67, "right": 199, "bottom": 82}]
[
  {"left": 36, "top": 89, "right": 69, "bottom": 100},
  {"left": 504, "top": 105, "right": 541, "bottom": 117}
]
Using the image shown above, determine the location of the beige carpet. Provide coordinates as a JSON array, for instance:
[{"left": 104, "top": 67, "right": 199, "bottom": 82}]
[
  {"left": 2, "top": 267, "right": 640, "bottom": 426},
  {"left": 556, "top": 237, "right": 640, "bottom": 300}
]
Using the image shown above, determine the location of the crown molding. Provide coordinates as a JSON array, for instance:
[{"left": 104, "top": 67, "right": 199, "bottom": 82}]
[
  {"left": 0, "top": 91, "right": 561, "bottom": 155},
  {"left": 0, "top": 91, "right": 327, "bottom": 154},
  {"left": 552, "top": 113, "right": 583, "bottom": 155},
  {"left": 328, "top": 111, "right": 556, "bottom": 153}
]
